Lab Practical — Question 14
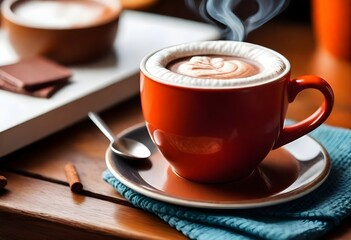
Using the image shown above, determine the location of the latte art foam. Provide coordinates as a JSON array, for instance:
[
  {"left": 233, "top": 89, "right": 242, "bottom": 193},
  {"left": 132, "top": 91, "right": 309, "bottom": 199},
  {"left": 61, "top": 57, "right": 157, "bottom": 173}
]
[
  {"left": 168, "top": 56, "right": 260, "bottom": 79},
  {"left": 141, "top": 41, "right": 289, "bottom": 89}
]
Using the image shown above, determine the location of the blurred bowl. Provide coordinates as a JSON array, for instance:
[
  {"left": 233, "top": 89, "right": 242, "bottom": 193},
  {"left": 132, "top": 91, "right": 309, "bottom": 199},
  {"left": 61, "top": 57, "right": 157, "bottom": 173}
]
[{"left": 1, "top": 0, "right": 122, "bottom": 64}]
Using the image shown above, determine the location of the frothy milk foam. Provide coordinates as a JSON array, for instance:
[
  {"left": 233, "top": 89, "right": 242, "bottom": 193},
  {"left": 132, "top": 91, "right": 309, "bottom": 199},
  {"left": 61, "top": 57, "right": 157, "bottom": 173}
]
[
  {"left": 142, "top": 41, "right": 289, "bottom": 88},
  {"left": 13, "top": 0, "right": 113, "bottom": 28}
]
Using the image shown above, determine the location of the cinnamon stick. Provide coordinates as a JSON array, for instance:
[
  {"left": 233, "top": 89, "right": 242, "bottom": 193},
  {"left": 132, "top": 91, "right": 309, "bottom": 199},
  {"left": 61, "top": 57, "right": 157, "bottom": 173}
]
[
  {"left": 64, "top": 163, "right": 83, "bottom": 193},
  {"left": 0, "top": 175, "right": 7, "bottom": 190}
]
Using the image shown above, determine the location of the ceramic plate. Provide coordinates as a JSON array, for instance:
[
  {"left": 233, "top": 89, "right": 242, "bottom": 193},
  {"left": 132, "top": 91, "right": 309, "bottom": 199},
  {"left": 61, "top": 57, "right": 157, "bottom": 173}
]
[{"left": 106, "top": 123, "right": 330, "bottom": 209}]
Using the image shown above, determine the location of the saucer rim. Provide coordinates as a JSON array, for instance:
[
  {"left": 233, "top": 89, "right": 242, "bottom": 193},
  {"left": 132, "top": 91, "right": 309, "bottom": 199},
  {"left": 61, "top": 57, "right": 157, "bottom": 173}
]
[{"left": 106, "top": 123, "right": 331, "bottom": 209}]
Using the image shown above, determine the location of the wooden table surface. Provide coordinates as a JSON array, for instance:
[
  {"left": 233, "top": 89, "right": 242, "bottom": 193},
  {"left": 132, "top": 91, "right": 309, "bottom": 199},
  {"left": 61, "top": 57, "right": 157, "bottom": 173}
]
[{"left": 1, "top": 13, "right": 351, "bottom": 240}]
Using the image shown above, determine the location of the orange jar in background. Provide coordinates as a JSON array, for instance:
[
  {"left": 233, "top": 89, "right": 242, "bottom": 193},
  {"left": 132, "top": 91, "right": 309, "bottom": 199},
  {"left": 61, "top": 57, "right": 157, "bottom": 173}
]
[{"left": 312, "top": 0, "right": 351, "bottom": 60}]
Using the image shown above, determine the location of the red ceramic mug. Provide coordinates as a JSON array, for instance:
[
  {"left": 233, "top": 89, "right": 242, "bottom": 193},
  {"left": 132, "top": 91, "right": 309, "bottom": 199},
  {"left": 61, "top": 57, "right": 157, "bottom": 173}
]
[{"left": 140, "top": 41, "right": 334, "bottom": 183}]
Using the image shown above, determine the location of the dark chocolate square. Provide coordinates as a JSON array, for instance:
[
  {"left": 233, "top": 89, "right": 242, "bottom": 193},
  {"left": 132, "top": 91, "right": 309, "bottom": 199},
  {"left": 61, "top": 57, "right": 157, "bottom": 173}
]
[
  {"left": 0, "top": 77, "right": 68, "bottom": 98},
  {"left": 0, "top": 57, "right": 72, "bottom": 90}
]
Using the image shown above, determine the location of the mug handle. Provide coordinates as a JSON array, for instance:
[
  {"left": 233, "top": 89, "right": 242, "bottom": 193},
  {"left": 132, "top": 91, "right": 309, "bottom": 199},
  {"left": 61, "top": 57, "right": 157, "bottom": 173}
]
[{"left": 273, "top": 75, "right": 334, "bottom": 149}]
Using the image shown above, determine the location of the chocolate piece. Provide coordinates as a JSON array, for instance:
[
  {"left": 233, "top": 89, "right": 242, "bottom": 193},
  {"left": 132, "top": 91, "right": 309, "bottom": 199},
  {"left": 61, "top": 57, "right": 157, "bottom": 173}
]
[
  {"left": 0, "top": 57, "right": 72, "bottom": 90},
  {"left": 0, "top": 77, "right": 68, "bottom": 98}
]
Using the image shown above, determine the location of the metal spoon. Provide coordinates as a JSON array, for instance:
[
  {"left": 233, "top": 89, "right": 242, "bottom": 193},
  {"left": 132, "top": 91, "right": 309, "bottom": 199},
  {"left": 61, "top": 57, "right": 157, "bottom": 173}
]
[{"left": 88, "top": 112, "right": 151, "bottom": 160}]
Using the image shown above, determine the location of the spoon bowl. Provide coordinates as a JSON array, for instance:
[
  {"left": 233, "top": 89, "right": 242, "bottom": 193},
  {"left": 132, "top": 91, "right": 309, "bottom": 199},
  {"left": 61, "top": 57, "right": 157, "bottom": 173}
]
[
  {"left": 110, "top": 137, "right": 151, "bottom": 160},
  {"left": 88, "top": 112, "right": 151, "bottom": 160}
]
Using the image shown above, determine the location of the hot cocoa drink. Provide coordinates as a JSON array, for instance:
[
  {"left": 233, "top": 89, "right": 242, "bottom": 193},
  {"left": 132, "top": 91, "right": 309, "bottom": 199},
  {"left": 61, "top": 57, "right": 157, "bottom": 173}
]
[
  {"left": 2, "top": 0, "right": 121, "bottom": 64},
  {"left": 167, "top": 55, "right": 261, "bottom": 79},
  {"left": 144, "top": 41, "right": 287, "bottom": 88}
]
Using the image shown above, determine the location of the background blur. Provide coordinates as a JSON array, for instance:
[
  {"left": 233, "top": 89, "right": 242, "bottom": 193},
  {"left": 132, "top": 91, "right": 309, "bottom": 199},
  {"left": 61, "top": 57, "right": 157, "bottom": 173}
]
[{"left": 144, "top": 0, "right": 311, "bottom": 25}]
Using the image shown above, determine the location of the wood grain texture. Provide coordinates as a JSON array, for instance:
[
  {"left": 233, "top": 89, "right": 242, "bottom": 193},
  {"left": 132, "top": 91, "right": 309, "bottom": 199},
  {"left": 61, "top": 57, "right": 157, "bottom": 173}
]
[
  {"left": 0, "top": 170, "right": 185, "bottom": 240},
  {"left": 2, "top": 96, "right": 144, "bottom": 203}
]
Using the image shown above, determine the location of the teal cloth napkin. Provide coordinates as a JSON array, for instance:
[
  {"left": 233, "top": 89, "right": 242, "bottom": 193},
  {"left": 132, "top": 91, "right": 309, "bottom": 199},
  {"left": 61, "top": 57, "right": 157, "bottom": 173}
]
[{"left": 103, "top": 124, "right": 351, "bottom": 240}]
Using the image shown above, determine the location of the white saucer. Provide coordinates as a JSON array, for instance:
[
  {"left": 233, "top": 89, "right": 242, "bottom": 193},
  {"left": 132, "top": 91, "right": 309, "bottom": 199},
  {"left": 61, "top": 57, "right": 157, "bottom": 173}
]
[{"left": 106, "top": 123, "right": 330, "bottom": 209}]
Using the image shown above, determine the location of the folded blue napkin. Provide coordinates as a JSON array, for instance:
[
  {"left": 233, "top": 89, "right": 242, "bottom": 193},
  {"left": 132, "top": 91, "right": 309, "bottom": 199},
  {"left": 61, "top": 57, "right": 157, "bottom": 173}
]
[{"left": 103, "top": 124, "right": 351, "bottom": 240}]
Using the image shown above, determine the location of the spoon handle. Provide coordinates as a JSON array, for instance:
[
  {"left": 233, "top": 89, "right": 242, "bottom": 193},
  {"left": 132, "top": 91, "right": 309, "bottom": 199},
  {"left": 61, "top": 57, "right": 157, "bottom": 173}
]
[{"left": 88, "top": 112, "right": 115, "bottom": 143}]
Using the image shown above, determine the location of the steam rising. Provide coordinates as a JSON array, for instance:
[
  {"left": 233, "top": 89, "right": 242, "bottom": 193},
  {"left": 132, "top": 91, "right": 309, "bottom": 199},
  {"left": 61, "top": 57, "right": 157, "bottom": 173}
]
[{"left": 186, "top": 0, "right": 290, "bottom": 41}]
